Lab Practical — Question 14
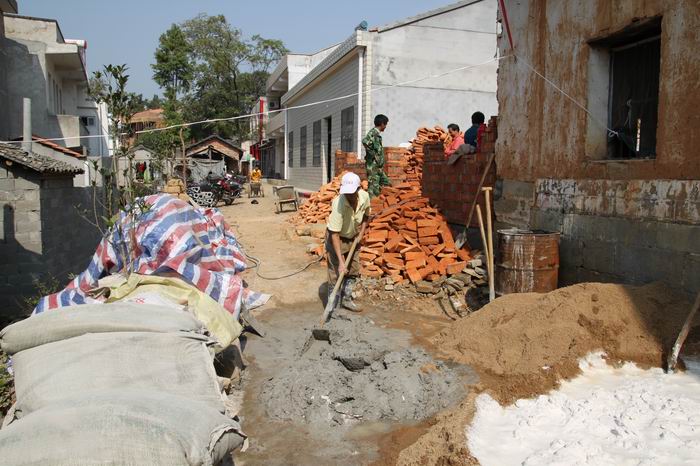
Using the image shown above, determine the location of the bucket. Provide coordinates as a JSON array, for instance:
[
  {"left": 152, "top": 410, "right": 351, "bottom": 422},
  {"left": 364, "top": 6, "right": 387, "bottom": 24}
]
[{"left": 496, "top": 228, "right": 560, "bottom": 295}]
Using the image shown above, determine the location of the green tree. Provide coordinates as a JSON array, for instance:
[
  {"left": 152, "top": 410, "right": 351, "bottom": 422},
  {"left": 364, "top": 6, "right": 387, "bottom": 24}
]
[
  {"left": 152, "top": 24, "right": 193, "bottom": 101},
  {"left": 151, "top": 24, "right": 195, "bottom": 180},
  {"left": 89, "top": 64, "right": 140, "bottom": 215},
  {"left": 146, "top": 94, "right": 163, "bottom": 109},
  {"left": 179, "top": 14, "right": 287, "bottom": 141}
]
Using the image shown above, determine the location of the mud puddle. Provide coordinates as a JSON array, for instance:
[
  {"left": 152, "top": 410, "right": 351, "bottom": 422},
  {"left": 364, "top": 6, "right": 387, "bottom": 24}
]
[{"left": 234, "top": 304, "right": 475, "bottom": 466}]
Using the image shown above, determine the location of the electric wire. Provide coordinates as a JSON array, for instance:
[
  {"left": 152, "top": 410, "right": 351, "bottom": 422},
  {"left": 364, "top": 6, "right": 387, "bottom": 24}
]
[
  {"left": 228, "top": 219, "right": 324, "bottom": 281},
  {"left": 0, "top": 55, "right": 507, "bottom": 144}
]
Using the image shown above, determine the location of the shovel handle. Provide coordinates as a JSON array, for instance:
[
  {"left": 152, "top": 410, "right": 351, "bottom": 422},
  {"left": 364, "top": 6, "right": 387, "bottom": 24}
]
[{"left": 321, "top": 234, "right": 362, "bottom": 325}]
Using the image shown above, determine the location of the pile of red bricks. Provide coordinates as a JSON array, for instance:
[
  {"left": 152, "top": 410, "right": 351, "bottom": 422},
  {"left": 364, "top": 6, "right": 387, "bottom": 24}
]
[
  {"left": 292, "top": 125, "right": 481, "bottom": 283},
  {"left": 361, "top": 183, "right": 471, "bottom": 282},
  {"left": 291, "top": 176, "right": 342, "bottom": 225}
]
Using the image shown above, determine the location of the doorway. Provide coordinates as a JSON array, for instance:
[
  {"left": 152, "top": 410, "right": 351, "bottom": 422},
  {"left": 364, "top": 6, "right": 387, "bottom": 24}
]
[{"left": 324, "top": 116, "right": 332, "bottom": 182}]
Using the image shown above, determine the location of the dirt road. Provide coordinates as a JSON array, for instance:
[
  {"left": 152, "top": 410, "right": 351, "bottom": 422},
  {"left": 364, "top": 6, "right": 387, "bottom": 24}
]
[{"left": 220, "top": 186, "right": 473, "bottom": 465}]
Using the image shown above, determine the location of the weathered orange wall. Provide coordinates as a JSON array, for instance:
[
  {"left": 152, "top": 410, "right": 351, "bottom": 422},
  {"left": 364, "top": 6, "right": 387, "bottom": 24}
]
[{"left": 496, "top": 0, "right": 700, "bottom": 182}]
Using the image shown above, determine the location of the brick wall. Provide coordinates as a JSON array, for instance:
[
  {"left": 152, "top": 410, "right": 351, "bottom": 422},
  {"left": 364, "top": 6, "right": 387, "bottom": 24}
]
[
  {"left": 0, "top": 165, "right": 102, "bottom": 322},
  {"left": 421, "top": 119, "right": 498, "bottom": 226},
  {"left": 333, "top": 148, "right": 411, "bottom": 185}
]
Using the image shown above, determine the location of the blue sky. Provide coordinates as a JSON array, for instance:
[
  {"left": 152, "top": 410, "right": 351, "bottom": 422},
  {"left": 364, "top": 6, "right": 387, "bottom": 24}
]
[{"left": 22, "top": 0, "right": 452, "bottom": 97}]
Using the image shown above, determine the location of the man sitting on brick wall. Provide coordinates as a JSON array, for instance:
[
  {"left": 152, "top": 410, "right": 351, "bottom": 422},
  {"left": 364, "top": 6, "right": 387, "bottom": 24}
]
[
  {"left": 325, "top": 172, "right": 370, "bottom": 312},
  {"left": 444, "top": 123, "right": 465, "bottom": 158},
  {"left": 362, "top": 114, "right": 392, "bottom": 197},
  {"left": 464, "top": 111, "right": 486, "bottom": 150}
]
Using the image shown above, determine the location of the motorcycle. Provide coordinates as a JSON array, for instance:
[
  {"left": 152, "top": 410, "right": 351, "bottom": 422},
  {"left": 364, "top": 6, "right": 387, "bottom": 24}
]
[
  {"left": 213, "top": 176, "right": 243, "bottom": 206},
  {"left": 185, "top": 175, "right": 242, "bottom": 208}
]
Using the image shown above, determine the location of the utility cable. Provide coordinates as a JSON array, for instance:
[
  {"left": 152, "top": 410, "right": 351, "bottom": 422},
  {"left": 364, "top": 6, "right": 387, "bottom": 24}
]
[
  {"left": 228, "top": 219, "right": 324, "bottom": 281},
  {"left": 0, "top": 55, "right": 507, "bottom": 145}
]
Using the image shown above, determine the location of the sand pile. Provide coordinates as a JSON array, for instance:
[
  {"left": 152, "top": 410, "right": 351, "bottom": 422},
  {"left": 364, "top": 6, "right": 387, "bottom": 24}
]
[
  {"left": 433, "top": 282, "right": 693, "bottom": 403},
  {"left": 393, "top": 282, "right": 695, "bottom": 466}
]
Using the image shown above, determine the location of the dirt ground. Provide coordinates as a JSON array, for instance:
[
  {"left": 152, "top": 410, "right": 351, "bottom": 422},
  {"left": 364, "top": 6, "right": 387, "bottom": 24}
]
[
  {"left": 220, "top": 188, "right": 472, "bottom": 465},
  {"left": 220, "top": 189, "right": 700, "bottom": 466}
]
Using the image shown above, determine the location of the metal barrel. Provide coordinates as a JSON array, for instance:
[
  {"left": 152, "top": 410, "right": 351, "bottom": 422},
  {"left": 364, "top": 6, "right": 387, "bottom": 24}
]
[{"left": 496, "top": 228, "right": 560, "bottom": 295}]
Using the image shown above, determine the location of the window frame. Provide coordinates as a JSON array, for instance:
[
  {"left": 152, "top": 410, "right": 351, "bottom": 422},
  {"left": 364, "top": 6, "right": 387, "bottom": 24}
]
[
  {"left": 299, "top": 126, "right": 307, "bottom": 168},
  {"left": 288, "top": 131, "right": 293, "bottom": 167},
  {"left": 341, "top": 106, "right": 355, "bottom": 152},
  {"left": 312, "top": 120, "right": 322, "bottom": 167}
]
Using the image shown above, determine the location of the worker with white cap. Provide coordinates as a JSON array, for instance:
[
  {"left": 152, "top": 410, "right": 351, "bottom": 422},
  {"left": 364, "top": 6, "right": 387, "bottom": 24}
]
[{"left": 325, "top": 171, "right": 370, "bottom": 312}]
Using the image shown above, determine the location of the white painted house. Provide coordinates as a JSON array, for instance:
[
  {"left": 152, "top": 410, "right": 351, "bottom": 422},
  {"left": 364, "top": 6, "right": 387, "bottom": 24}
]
[{"left": 266, "top": 0, "right": 498, "bottom": 192}]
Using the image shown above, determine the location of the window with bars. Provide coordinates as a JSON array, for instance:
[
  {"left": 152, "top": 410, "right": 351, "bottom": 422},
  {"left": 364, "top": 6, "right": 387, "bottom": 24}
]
[
  {"left": 312, "top": 120, "right": 322, "bottom": 167},
  {"left": 288, "top": 131, "right": 293, "bottom": 167},
  {"left": 341, "top": 106, "right": 354, "bottom": 152},
  {"left": 299, "top": 126, "right": 307, "bottom": 167}
]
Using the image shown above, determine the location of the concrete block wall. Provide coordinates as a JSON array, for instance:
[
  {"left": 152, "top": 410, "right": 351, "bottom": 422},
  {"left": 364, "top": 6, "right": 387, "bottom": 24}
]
[
  {"left": 421, "top": 121, "right": 498, "bottom": 226},
  {"left": 0, "top": 165, "right": 44, "bottom": 318},
  {"left": 0, "top": 165, "right": 102, "bottom": 321},
  {"left": 39, "top": 179, "right": 101, "bottom": 284},
  {"left": 495, "top": 178, "right": 700, "bottom": 295}
]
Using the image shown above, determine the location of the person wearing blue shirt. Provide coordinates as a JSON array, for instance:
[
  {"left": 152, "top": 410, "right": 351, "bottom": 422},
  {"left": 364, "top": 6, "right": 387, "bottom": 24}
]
[{"left": 464, "top": 111, "right": 485, "bottom": 148}]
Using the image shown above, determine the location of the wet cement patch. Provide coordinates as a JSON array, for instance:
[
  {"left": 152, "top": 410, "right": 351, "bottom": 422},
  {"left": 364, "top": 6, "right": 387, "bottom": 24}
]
[
  {"left": 235, "top": 306, "right": 474, "bottom": 466},
  {"left": 261, "top": 313, "right": 466, "bottom": 426}
]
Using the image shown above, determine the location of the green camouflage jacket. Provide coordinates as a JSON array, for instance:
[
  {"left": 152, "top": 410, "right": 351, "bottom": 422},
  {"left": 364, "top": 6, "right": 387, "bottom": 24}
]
[{"left": 362, "top": 127, "right": 384, "bottom": 167}]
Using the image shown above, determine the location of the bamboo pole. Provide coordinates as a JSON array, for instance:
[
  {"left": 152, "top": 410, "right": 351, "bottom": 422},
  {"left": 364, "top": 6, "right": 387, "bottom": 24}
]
[{"left": 483, "top": 187, "right": 495, "bottom": 302}]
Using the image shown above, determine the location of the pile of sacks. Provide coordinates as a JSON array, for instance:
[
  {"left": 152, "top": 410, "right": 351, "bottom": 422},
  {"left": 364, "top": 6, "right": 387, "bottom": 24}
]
[
  {"left": 0, "top": 194, "right": 271, "bottom": 464},
  {"left": 0, "top": 303, "right": 246, "bottom": 465}
]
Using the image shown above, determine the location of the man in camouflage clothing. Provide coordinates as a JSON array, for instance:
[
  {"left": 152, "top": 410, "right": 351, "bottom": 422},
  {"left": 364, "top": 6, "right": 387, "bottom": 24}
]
[{"left": 362, "top": 114, "right": 391, "bottom": 197}]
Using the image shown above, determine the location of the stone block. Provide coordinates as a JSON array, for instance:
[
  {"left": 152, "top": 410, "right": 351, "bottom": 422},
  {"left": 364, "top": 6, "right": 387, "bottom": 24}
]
[
  {"left": 502, "top": 180, "right": 536, "bottom": 200},
  {"left": 0, "top": 179, "right": 14, "bottom": 191},
  {"left": 652, "top": 222, "right": 700, "bottom": 255},
  {"left": 14, "top": 219, "right": 41, "bottom": 234},
  {"left": 559, "top": 236, "right": 584, "bottom": 269},
  {"left": 581, "top": 239, "right": 616, "bottom": 275},
  {"left": 531, "top": 208, "right": 564, "bottom": 233},
  {"left": 681, "top": 254, "right": 700, "bottom": 294},
  {"left": 14, "top": 177, "right": 40, "bottom": 190},
  {"left": 614, "top": 245, "right": 684, "bottom": 285}
]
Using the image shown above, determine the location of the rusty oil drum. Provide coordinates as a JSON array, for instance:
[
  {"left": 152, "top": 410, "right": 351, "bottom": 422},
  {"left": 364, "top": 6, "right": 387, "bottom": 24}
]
[{"left": 496, "top": 228, "right": 560, "bottom": 295}]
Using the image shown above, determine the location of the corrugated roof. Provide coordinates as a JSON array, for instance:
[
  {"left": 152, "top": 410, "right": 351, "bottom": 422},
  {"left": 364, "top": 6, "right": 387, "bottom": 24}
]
[{"left": 0, "top": 143, "right": 83, "bottom": 175}]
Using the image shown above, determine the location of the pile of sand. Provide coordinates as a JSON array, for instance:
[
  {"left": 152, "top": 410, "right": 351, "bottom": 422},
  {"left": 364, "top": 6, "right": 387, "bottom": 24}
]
[
  {"left": 433, "top": 282, "right": 692, "bottom": 403},
  {"left": 394, "top": 282, "right": 695, "bottom": 466}
]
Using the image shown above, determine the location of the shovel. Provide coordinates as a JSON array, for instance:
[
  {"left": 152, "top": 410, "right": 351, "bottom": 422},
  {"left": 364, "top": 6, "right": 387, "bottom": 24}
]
[
  {"left": 321, "top": 234, "right": 361, "bottom": 324},
  {"left": 299, "top": 234, "right": 361, "bottom": 356},
  {"left": 667, "top": 292, "right": 700, "bottom": 372}
]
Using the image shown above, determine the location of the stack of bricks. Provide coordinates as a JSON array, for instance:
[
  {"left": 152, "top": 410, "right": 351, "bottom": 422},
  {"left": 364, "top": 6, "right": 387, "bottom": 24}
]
[
  {"left": 360, "top": 183, "right": 472, "bottom": 283},
  {"left": 421, "top": 117, "right": 498, "bottom": 227},
  {"left": 291, "top": 174, "right": 351, "bottom": 225},
  {"left": 334, "top": 150, "right": 367, "bottom": 180}
]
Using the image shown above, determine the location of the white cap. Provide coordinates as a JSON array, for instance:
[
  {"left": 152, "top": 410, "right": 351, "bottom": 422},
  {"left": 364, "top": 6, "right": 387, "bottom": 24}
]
[{"left": 339, "top": 172, "right": 361, "bottom": 194}]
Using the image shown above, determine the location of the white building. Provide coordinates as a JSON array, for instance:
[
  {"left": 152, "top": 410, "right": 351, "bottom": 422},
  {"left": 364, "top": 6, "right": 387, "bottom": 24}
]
[
  {"left": 1, "top": 10, "right": 109, "bottom": 171},
  {"left": 266, "top": 0, "right": 498, "bottom": 192}
]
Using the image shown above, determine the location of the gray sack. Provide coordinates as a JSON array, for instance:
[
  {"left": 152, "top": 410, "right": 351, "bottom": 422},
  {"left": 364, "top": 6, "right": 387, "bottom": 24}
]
[{"left": 0, "top": 303, "right": 205, "bottom": 355}]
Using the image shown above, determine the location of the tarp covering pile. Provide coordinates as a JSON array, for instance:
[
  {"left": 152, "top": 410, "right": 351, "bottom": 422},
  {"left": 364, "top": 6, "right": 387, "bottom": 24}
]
[{"left": 35, "top": 194, "right": 268, "bottom": 320}]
